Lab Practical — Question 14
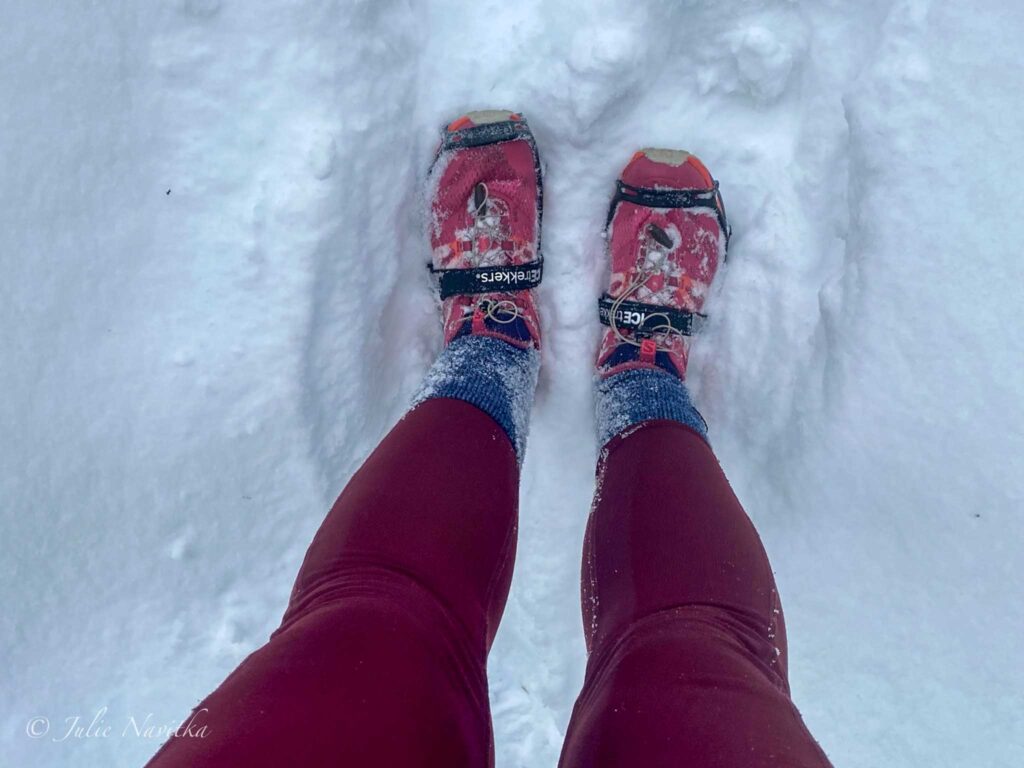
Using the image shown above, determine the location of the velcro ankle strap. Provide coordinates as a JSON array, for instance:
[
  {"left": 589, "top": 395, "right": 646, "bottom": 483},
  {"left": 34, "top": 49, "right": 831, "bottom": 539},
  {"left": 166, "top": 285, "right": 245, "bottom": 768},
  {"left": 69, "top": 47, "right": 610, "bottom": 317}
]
[
  {"left": 598, "top": 294, "right": 705, "bottom": 336},
  {"left": 429, "top": 259, "right": 543, "bottom": 300}
]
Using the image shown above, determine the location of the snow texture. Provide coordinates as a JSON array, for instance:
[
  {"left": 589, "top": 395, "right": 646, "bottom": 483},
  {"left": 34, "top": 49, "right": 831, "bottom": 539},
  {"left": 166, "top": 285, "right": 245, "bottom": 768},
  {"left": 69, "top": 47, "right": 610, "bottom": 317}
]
[{"left": 2, "top": 1, "right": 1023, "bottom": 766}]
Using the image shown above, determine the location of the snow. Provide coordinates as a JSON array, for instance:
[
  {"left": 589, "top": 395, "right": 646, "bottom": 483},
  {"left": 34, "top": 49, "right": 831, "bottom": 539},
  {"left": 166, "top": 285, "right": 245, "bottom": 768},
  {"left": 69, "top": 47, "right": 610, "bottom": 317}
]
[{"left": 2, "top": 1, "right": 1022, "bottom": 766}]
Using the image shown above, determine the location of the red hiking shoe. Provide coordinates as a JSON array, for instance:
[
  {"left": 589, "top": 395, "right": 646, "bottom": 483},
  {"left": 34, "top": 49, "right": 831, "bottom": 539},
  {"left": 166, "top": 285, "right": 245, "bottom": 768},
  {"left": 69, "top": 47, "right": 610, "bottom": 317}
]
[
  {"left": 427, "top": 110, "right": 543, "bottom": 350},
  {"left": 596, "top": 149, "right": 730, "bottom": 379}
]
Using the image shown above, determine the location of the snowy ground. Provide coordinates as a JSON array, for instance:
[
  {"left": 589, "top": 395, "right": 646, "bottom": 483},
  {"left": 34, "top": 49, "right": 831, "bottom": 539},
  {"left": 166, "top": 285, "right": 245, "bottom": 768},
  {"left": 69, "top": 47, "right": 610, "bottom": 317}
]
[{"left": 2, "top": 1, "right": 1023, "bottom": 766}]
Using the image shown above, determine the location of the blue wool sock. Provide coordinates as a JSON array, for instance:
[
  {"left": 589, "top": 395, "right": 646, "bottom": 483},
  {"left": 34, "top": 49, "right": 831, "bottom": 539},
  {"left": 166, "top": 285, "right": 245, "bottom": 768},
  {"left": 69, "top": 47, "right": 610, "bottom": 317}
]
[
  {"left": 595, "top": 367, "right": 707, "bottom": 447},
  {"left": 413, "top": 335, "right": 540, "bottom": 464}
]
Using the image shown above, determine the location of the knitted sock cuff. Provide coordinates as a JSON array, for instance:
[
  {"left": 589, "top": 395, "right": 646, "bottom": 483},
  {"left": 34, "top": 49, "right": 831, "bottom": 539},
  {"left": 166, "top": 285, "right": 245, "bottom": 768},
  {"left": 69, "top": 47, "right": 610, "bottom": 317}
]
[
  {"left": 413, "top": 335, "right": 540, "bottom": 464},
  {"left": 595, "top": 367, "right": 708, "bottom": 447}
]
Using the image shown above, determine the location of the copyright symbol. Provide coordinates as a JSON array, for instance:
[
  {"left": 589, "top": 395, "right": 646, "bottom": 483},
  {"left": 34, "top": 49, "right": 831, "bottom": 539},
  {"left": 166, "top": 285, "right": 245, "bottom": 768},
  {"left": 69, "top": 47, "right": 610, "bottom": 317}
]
[{"left": 26, "top": 716, "right": 49, "bottom": 738}]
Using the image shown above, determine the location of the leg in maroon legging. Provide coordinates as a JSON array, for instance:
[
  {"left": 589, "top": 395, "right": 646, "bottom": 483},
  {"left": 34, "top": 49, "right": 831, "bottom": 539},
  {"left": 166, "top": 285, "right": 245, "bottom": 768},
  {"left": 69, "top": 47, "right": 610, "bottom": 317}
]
[
  {"left": 146, "top": 398, "right": 519, "bottom": 768},
  {"left": 560, "top": 421, "right": 832, "bottom": 767},
  {"left": 147, "top": 108, "right": 544, "bottom": 768}
]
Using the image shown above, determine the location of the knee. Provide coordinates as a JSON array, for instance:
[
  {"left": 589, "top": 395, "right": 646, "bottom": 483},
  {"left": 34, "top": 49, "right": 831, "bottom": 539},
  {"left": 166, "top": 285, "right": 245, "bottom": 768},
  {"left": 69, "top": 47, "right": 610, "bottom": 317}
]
[
  {"left": 271, "top": 596, "right": 493, "bottom": 766},
  {"left": 561, "top": 614, "right": 817, "bottom": 768}
]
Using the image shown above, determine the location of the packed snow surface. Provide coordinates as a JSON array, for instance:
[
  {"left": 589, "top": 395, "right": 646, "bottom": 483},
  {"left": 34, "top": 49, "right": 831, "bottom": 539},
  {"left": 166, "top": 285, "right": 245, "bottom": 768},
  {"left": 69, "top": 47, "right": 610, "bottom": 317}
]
[{"left": 2, "top": 1, "right": 1023, "bottom": 766}]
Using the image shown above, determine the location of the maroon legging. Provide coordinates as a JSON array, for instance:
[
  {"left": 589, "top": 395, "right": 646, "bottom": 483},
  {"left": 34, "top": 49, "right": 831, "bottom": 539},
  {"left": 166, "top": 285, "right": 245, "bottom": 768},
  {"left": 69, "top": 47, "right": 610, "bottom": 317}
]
[{"left": 146, "top": 398, "right": 830, "bottom": 767}]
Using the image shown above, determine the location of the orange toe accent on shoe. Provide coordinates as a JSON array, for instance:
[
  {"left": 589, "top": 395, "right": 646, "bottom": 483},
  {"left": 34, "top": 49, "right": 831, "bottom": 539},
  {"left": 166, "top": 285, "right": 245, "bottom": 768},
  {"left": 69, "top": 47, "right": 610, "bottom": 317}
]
[
  {"left": 686, "top": 154, "right": 714, "bottom": 187},
  {"left": 447, "top": 115, "right": 473, "bottom": 132},
  {"left": 621, "top": 149, "right": 713, "bottom": 190}
]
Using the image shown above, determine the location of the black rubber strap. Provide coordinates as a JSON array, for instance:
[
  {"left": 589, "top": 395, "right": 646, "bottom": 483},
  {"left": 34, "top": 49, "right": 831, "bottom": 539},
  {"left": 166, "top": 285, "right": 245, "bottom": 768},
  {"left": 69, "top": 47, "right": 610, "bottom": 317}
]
[
  {"left": 607, "top": 180, "right": 732, "bottom": 247},
  {"left": 597, "top": 294, "right": 704, "bottom": 336},
  {"left": 442, "top": 120, "right": 533, "bottom": 151},
  {"left": 430, "top": 260, "right": 543, "bottom": 300}
]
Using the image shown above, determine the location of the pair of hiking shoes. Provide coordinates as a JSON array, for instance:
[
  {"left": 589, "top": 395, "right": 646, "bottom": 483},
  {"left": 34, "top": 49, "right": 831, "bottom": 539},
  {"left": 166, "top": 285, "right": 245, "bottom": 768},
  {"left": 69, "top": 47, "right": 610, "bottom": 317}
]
[{"left": 427, "top": 109, "right": 729, "bottom": 381}]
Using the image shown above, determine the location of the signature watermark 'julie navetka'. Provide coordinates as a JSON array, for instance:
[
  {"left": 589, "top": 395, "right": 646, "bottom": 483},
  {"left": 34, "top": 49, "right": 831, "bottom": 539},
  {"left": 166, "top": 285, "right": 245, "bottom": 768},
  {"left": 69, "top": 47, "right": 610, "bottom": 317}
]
[{"left": 26, "top": 706, "right": 210, "bottom": 742}]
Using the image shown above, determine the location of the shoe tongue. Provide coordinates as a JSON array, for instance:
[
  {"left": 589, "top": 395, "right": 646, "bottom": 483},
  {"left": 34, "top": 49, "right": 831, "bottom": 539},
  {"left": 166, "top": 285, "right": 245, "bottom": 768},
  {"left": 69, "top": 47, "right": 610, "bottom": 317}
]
[
  {"left": 648, "top": 223, "right": 673, "bottom": 248},
  {"left": 472, "top": 182, "right": 488, "bottom": 214}
]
